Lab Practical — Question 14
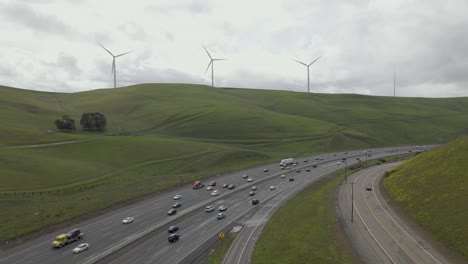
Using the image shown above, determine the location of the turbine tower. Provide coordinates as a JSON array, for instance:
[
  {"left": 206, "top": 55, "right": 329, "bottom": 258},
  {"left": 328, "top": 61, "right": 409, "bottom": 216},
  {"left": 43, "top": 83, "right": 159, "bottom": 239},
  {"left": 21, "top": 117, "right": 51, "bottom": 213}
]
[
  {"left": 203, "top": 45, "right": 227, "bottom": 87},
  {"left": 98, "top": 42, "right": 132, "bottom": 88},
  {"left": 294, "top": 57, "right": 321, "bottom": 93},
  {"left": 394, "top": 71, "right": 396, "bottom": 97}
]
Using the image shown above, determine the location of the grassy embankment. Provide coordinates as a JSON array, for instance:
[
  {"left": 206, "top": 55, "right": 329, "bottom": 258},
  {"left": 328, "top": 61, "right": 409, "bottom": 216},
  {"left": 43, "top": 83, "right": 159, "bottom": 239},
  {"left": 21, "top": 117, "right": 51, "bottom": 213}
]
[
  {"left": 1, "top": 83, "right": 468, "bottom": 242},
  {"left": 384, "top": 136, "right": 468, "bottom": 259}
]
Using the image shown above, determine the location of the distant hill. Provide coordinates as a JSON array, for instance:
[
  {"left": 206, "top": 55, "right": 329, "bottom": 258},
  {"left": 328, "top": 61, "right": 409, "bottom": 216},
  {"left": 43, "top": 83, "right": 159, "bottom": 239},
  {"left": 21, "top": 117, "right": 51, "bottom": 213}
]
[{"left": 384, "top": 136, "right": 468, "bottom": 259}]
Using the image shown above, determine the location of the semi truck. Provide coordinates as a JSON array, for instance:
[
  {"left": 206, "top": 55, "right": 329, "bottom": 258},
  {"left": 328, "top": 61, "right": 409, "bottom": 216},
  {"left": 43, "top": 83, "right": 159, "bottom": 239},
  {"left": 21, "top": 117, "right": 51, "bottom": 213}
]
[
  {"left": 192, "top": 181, "right": 205, "bottom": 189},
  {"left": 52, "top": 229, "right": 83, "bottom": 248},
  {"left": 280, "top": 158, "right": 296, "bottom": 166}
]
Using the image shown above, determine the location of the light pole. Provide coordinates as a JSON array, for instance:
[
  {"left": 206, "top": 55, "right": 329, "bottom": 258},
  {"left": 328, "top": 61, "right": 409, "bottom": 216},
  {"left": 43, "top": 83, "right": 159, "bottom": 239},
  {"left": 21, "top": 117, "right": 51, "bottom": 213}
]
[
  {"left": 351, "top": 181, "right": 355, "bottom": 222},
  {"left": 364, "top": 151, "right": 368, "bottom": 168}
]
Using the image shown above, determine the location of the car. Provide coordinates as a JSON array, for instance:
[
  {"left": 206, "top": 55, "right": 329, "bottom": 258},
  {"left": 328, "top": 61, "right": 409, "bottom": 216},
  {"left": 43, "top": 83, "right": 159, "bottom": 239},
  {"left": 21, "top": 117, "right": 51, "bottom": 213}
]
[
  {"left": 211, "top": 190, "right": 220, "bottom": 196},
  {"left": 252, "top": 199, "right": 259, "bottom": 205},
  {"left": 332, "top": 153, "right": 336, "bottom": 156},
  {"left": 368, "top": 154, "right": 372, "bottom": 157},
  {"left": 205, "top": 205, "right": 215, "bottom": 212},
  {"left": 366, "top": 185, "right": 372, "bottom": 191},
  {"left": 218, "top": 205, "right": 228, "bottom": 211},
  {"left": 286, "top": 167, "right": 291, "bottom": 170},
  {"left": 167, "top": 209, "right": 177, "bottom": 215},
  {"left": 336, "top": 162, "right": 341, "bottom": 165},
  {"left": 319, "top": 158, "right": 323, "bottom": 160},
  {"left": 247, "top": 178, "right": 254, "bottom": 182},
  {"left": 356, "top": 157, "right": 361, "bottom": 160},
  {"left": 222, "top": 183, "right": 228, "bottom": 188},
  {"left": 206, "top": 186, "right": 214, "bottom": 191},
  {"left": 172, "top": 202, "right": 182, "bottom": 208},
  {"left": 289, "top": 177, "right": 295, "bottom": 181},
  {"left": 263, "top": 168, "right": 269, "bottom": 172},
  {"left": 312, "top": 165, "right": 317, "bottom": 168},
  {"left": 251, "top": 186, "right": 257, "bottom": 190},
  {"left": 242, "top": 174, "right": 248, "bottom": 178},
  {"left": 217, "top": 213, "right": 226, "bottom": 219},
  {"left": 344, "top": 152, "right": 348, "bottom": 154},
  {"left": 122, "top": 217, "right": 134, "bottom": 224},
  {"left": 269, "top": 185, "right": 276, "bottom": 190},
  {"left": 306, "top": 168, "right": 310, "bottom": 172},
  {"left": 281, "top": 174, "right": 285, "bottom": 178},
  {"left": 314, "top": 157, "right": 319, "bottom": 160},
  {"left": 73, "top": 243, "right": 89, "bottom": 254},
  {"left": 303, "top": 159, "right": 308, "bottom": 162},
  {"left": 173, "top": 194, "right": 182, "bottom": 200},
  {"left": 228, "top": 184, "right": 235, "bottom": 189},
  {"left": 168, "top": 234, "right": 180, "bottom": 242},
  {"left": 208, "top": 181, "right": 216, "bottom": 186},
  {"left": 249, "top": 191, "right": 255, "bottom": 196},
  {"left": 168, "top": 225, "right": 179, "bottom": 233},
  {"left": 296, "top": 169, "right": 301, "bottom": 173},
  {"left": 342, "top": 157, "right": 347, "bottom": 161}
]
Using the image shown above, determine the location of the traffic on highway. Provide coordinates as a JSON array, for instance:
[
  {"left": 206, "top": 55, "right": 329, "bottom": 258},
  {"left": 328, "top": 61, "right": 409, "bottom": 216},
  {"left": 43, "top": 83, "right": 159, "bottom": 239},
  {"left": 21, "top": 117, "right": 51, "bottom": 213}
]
[{"left": 0, "top": 146, "right": 430, "bottom": 264}]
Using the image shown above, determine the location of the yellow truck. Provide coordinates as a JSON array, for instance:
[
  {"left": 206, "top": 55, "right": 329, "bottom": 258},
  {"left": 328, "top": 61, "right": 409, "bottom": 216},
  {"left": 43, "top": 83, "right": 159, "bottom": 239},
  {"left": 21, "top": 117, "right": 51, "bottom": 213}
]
[{"left": 52, "top": 229, "right": 83, "bottom": 248}]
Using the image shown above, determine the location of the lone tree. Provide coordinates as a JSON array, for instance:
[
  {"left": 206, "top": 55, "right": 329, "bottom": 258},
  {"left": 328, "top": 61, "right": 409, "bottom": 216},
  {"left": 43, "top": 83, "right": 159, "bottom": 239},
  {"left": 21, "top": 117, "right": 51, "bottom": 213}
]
[
  {"left": 54, "top": 115, "right": 76, "bottom": 130},
  {"left": 80, "top": 112, "right": 107, "bottom": 131}
]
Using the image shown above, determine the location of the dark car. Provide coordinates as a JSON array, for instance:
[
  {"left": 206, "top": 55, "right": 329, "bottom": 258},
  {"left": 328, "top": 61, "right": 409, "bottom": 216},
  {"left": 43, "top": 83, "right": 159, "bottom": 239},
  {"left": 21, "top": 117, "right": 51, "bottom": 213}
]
[
  {"left": 208, "top": 181, "right": 216, "bottom": 186},
  {"left": 172, "top": 202, "right": 182, "bottom": 208},
  {"left": 263, "top": 168, "right": 269, "bottom": 172},
  {"left": 306, "top": 168, "right": 311, "bottom": 172},
  {"left": 296, "top": 169, "right": 301, "bottom": 173},
  {"left": 289, "top": 177, "right": 295, "bottom": 181},
  {"left": 167, "top": 209, "right": 177, "bottom": 215},
  {"left": 312, "top": 165, "right": 317, "bottom": 168},
  {"left": 168, "top": 226, "right": 179, "bottom": 233},
  {"left": 366, "top": 185, "right": 372, "bottom": 191},
  {"left": 168, "top": 234, "right": 180, "bottom": 242},
  {"left": 228, "top": 184, "right": 235, "bottom": 189},
  {"left": 303, "top": 159, "right": 308, "bottom": 162},
  {"left": 252, "top": 199, "right": 259, "bottom": 205}
]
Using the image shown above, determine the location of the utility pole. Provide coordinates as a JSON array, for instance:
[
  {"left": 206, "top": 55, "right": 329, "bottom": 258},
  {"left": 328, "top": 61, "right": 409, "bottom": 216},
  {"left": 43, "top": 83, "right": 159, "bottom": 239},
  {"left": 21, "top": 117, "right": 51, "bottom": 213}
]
[
  {"left": 345, "top": 159, "right": 348, "bottom": 183},
  {"left": 351, "top": 181, "right": 355, "bottom": 222},
  {"left": 394, "top": 71, "right": 396, "bottom": 97}
]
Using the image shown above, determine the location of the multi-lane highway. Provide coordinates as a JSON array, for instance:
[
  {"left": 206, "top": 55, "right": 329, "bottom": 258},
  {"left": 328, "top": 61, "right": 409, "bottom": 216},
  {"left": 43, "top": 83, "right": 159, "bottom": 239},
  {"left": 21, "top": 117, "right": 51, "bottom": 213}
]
[
  {"left": 336, "top": 162, "right": 447, "bottom": 264},
  {"left": 0, "top": 146, "right": 429, "bottom": 264}
]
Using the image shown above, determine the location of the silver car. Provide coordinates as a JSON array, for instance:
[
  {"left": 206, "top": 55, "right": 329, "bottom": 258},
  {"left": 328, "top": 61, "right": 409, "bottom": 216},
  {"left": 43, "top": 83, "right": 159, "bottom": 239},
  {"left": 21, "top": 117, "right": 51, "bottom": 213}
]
[{"left": 73, "top": 243, "right": 89, "bottom": 254}]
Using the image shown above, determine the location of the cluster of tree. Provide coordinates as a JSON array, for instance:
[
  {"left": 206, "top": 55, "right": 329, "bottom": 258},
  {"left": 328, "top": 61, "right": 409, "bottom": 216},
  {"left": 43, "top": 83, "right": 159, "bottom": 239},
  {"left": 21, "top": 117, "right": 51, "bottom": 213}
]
[{"left": 54, "top": 112, "right": 107, "bottom": 131}]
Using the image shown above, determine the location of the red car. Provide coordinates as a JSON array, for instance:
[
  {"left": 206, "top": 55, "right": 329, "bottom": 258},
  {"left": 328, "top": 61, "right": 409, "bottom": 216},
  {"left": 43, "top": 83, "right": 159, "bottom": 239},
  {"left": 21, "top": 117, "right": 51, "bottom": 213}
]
[{"left": 208, "top": 181, "right": 216, "bottom": 186}]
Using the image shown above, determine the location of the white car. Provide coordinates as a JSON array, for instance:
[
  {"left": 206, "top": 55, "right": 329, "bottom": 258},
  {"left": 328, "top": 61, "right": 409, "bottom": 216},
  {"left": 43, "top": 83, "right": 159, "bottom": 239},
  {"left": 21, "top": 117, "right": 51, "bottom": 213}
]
[
  {"left": 218, "top": 205, "right": 228, "bottom": 211},
  {"left": 280, "top": 174, "right": 285, "bottom": 178},
  {"left": 122, "top": 217, "right": 134, "bottom": 224},
  {"left": 247, "top": 178, "right": 254, "bottom": 182},
  {"left": 242, "top": 174, "right": 248, "bottom": 178},
  {"left": 217, "top": 213, "right": 226, "bottom": 219},
  {"left": 211, "top": 190, "right": 220, "bottom": 196},
  {"left": 251, "top": 186, "right": 257, "bottom": 190},
  {"left": 73, "top": 243, "right": 89, "bottom": 254},
  {"left": 205, "top": 205, "right": 215, "bottom": 212},
  {"left": 336, "top": 162, "right": 341, "bottom": 165},
  {"left": 269, "top": 185, "right": 276, "bottom": 190},
  {"left": 173, "top": 194, "right": 182, "bottom": 200},
  {"left": 206, "top": 186, "right": 214, "bottom": 191}
]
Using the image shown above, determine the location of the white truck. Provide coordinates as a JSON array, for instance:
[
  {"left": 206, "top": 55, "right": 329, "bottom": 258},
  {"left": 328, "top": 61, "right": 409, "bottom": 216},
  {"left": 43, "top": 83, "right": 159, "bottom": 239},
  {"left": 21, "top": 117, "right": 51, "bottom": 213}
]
[{"left": 280, "top": 158, "right": 296, "bottom": 166}]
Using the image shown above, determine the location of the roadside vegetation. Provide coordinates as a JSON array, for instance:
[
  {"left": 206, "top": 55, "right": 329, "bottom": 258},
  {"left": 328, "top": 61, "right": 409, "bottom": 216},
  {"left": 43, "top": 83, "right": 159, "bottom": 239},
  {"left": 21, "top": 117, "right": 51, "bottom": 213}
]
[
  {"left": 384, "top": 136, "right": 468, "bottom": 259},
  {"left": 1, "top": 83, "right": 468, "bottom": 242},
  {"left": 251, "top": 170, "right": 356, "bottom": 264}
]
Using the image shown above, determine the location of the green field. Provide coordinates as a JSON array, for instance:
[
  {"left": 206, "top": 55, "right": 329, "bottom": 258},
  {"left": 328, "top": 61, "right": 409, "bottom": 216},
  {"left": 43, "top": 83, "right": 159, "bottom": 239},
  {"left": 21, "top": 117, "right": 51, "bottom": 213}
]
[
  {"left": 1, "top": 83, "right": 468, "bottom": 242},
  {"left": 384, "top": 136, "right": 468, "bottom": 259}
]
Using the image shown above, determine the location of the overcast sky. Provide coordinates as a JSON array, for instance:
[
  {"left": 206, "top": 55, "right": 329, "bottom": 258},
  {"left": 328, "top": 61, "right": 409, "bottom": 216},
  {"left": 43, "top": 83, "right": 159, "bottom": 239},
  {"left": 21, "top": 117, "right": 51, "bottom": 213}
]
[{"left": 1, "top": 0, "right": 467, "bottom": 97}]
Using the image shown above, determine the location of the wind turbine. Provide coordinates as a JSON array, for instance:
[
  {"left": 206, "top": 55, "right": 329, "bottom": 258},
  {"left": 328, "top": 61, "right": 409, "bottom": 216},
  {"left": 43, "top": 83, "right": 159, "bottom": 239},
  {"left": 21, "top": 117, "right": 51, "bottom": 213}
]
[
  {"left": 203, "top": 45, "right": 227, "bottom": 87},
  {"left": 98, "top": 42, "right": 132, "bottom": 88},
  {"left": 293, "top": 57, "right": 321, "bottom": 93}
]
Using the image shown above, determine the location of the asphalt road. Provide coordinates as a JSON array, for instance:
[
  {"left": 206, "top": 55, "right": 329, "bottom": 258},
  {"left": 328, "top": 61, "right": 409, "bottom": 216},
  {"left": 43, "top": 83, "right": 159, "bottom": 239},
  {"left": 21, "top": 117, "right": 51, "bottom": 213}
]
[
  {"left": 0, "top": 146, "right": 430, "bottom": 264},
  {"left": 336, "top": 162, "right": 448, "bottom": 264}
]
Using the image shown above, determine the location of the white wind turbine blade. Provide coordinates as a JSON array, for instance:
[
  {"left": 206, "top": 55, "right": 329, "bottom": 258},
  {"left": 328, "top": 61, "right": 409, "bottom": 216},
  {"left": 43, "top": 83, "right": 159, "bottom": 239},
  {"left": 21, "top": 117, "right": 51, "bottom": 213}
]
[
  {"left": 97, "top": 42, "right": 114, "bottom": 57},
  {"left": 204, "top": 60, "right": 213, "bottom": 74},
  {"left": 115, "top": 51, "right": 133, "bottom": 57},
  {"left": 308, "top": 56, "right": 321, "bottom": 66},
  {"left": 293, "top": 59, "right": 308, "bottom": 67},
  {"left": 203, "top": 45, "right": 212, "bottom": 59}
]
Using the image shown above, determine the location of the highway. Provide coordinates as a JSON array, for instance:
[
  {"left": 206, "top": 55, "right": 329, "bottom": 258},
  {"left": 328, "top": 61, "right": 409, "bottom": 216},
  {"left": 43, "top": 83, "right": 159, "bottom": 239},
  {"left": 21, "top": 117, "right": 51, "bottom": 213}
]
[
  {"left": 336, "top": 162, "right": 448, "bottom": 264},
  {"left": 0, "top": 146, "right": 429, "bottom": 264}
]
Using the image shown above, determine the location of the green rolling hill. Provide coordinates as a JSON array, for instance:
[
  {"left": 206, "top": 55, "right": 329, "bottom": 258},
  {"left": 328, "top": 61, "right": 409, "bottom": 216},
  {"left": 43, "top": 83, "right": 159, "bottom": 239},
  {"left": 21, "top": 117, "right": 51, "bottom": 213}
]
[{"left": 1, "top": 83, "right": 468, "bottom": 241}]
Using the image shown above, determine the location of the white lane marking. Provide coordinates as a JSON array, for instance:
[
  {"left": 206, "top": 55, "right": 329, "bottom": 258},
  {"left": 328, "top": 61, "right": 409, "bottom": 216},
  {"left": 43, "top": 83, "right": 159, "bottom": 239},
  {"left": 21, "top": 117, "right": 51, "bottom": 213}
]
[
  {"left": 371, "top": 174, "right": 443, "bottom": 264},
  {"left": 176, "top": 246, "right": 184, "bottom": 252},
  {"left": 353, "top": 201, "right": 397, "bottom": 264}
]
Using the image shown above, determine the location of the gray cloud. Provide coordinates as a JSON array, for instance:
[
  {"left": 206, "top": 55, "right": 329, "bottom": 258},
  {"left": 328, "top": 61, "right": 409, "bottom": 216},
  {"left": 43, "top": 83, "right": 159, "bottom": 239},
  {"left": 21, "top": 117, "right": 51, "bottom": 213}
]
[{"left": 0, "top": 2, "right": 74, "bottom": 36}]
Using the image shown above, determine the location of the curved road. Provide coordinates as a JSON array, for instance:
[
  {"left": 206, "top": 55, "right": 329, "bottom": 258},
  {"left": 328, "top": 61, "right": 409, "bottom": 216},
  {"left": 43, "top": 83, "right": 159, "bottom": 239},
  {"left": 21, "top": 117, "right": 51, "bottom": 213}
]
[
  {"left": 0, "top": 146, "right": 430, "bottom": 264},
  {"left": 337, "top": 162, "right": 448, "bottom": 264}
]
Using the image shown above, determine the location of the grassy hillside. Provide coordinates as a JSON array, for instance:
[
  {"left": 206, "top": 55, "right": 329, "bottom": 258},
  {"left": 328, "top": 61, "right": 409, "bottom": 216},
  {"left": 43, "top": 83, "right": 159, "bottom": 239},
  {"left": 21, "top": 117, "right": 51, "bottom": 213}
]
[
  {"left": 384, "top": 136, "right": 468, "bottom": 259},
  {"left": 1, "top": 83, "right": 468, "bottom": 242}
]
